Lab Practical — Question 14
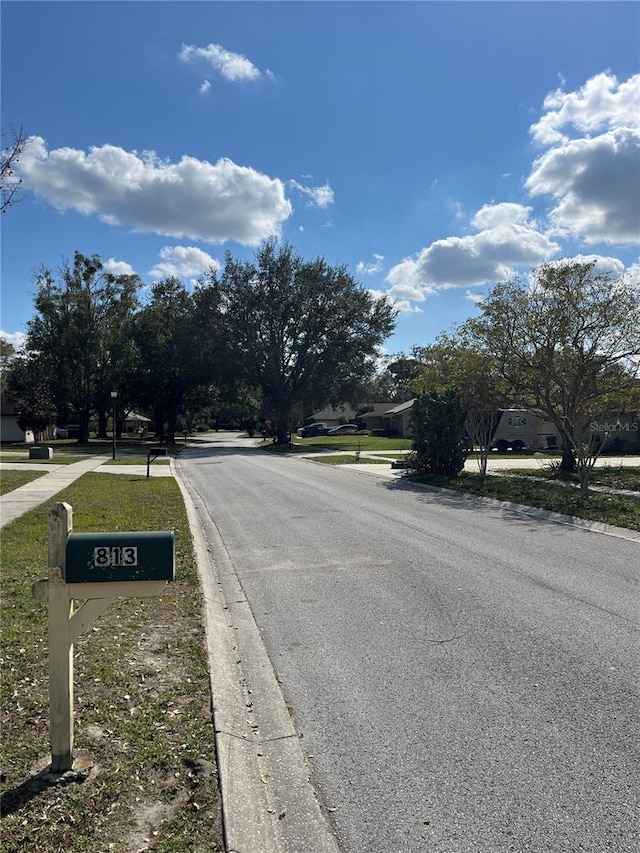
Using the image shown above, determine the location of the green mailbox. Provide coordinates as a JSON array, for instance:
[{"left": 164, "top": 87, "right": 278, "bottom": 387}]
[{"left": 65, "top": 530, "right": 175, "bottom": 584}]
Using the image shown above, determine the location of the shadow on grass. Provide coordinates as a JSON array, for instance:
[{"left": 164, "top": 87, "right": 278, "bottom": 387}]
[
  {"left": 379, "top": 472, "right": 639, "bottom": 533},
  {"left": 0, "top": 767, "right": 91, "bottom": 817},
  {"left": 380, "top": 475, "right": 556, "bottom": 531},
  {"left": 0, "top": 776, "right": 51, "bottom": 816}
]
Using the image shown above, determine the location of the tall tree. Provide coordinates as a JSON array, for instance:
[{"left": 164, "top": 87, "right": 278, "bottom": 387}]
[
  {"left": 369, "top": 352, "right": 422, "bottom": 403},
  {"left": 132, "top": 277, "right": 223, "bottom": 443},
  {"left": 206, "top": 241, "right": 396, "bottom": 443},
  {"left": 6, "top": 351, "right": 57, "bottom": 440},
  {"left": 0, "top": 336, "right": 16, "bottom": 377},
  {"left": 464, "top": 260, "right": 640, "bottom": 495},
  {"left": 25, "top": 252, "right": 141, "bottom": 442}
]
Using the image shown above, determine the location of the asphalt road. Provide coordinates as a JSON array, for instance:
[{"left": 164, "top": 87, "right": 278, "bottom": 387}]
[{"left": 179, "top": 435, "right": 639, "bottom": 853}]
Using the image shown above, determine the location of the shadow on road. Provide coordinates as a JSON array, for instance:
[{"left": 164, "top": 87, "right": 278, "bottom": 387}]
[
  {"left": 178, "top": 441, "right": 265, "bottom": 461},
  {"left": 380, "top": 475, "right": 577, "bottom": 533}
]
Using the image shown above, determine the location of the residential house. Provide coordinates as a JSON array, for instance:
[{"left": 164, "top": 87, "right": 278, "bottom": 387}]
[
  {"left": 0, "top": 392, "right": 35, "bottom": 443},
  {"left": 304, "top": 405, "right": 358, "bottom": 429},
  {"left": 383, "top": 398, "right": 415, "bottom": 436},
  {"left": 357, "top": 402, "right": 397, "bottom": 433},
  {"left": 308, "top": 401, "right": 417, "bottom": 435},
  {"left": 123, "top": 412, "right": 152, "bottom": 433}
]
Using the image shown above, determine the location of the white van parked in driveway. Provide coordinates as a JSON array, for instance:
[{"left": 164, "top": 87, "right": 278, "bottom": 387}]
[{"left": 490, "top": 409, "right": 559, "bottom": 453}]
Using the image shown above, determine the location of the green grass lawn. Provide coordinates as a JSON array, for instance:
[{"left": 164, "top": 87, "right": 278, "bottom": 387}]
[
  {"left": 468, "top": 450, "right": 557, "bottom": 460},
  {"left": 3, "top": 437, "right": 186, "bottom": 457},
  {"left": 0, "top": 474, "right": 223, "bottom": 853},
  {"left": 307, "top": 454, "right": 639, "bottom": 529},
  {"left": 103, "top": 455, "right": 172, "bottom": 465},
  {"left": 503, "top": 465, "right": 640, "bottom": 492},
  {"left": 0, "top": 470, "right": 48, "bottom": 495},
  {"left": 0, "top": 454, "right": 94, "bottom": 465},
  {"left": 309, "top": 453, "right": 398, "bottom": 465},
  {"left": 409, "top": 471, "right": 640, "bottom": 531}
]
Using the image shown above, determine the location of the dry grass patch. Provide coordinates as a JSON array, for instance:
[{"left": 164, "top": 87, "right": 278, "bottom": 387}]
[{"left": 0, "top": 473, "right": 223, "bottom": 852}]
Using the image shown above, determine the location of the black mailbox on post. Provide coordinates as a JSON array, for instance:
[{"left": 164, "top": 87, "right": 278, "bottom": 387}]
[{"left": 65, "top": 530, "right": 175, "bottom": 583}]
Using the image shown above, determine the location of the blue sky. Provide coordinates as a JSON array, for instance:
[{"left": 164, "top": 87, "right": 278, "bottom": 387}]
[{"left": 2, "top": 1, "right": 639, "bottom": 358}]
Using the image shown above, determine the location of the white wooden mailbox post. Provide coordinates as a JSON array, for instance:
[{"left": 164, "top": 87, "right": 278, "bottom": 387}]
[{"left": 32, "top": 502, "right": 175, "bottom": 773}]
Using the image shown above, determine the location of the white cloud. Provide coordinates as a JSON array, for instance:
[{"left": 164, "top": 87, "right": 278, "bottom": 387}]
[
  {"left": 526, "top": 127, "right": 640, "bottom": 245},
  {"left": 380, "top": 72, "right": 639, "bottom": 313},
  {"left": 530, "top": 72, "right": 640, "bottom": 146},
  {"left": 385, "top": 203, "right": 559, "bottom": 300},
  {"left": 625, "top": 260, "right": 640, "bottom": 288},
  {"left": 526, "top": 73, "right": 640, "bottom": 245},
  {"left": 199, "top": 79, "right": 212, "bottom": 95},
  {"left": 0, "top": 330, "right": 26, "bottom": 351},
  {"left": 104, "top": 258, "right": 136, "bottom": 276},
  {"left": 149, "top": 246, "right": 220, "bottom": 279},
  {"left": 366, "top": 289, "right": 419, "bottom": 317},
  {"left": 465, "top": 289, "right": 484, "bottom": 305},
  {"left": 18, "top": 137, "right": 292, "bottom": 245},
  {"left": 393, "top": 300, "right": 423, "bottom": 316},
  {"left": 449, "top": 200, "right": 465, "bottom": 222},
  {"left": 471, "top": 202, "right": 537, "bottom": 231},
  {"left": 383, "top": 278, "right": 432, "bottom": 303},
  {"left": 289, "top": 179, "right": 334, "bottom": 208},
  {"left": 356, "top": 254, "right": 385, "bottom": 275},
  {"left": 179, "top": 43, "right": 262, "bottom": 82},
  {"left": 545, "top": 253, "right": 627, "bottom": 278}
]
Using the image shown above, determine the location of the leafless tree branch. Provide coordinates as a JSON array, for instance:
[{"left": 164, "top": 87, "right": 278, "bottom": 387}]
[{"left": 1, "top": 125, "right": 30, "bottom": 213}]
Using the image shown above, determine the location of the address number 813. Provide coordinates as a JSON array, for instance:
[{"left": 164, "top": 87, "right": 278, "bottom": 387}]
[{"left": 93, "top": 546, "right": 138, "bottom": 567}]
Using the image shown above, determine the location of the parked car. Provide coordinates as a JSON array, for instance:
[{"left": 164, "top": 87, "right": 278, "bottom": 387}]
[
  {"left": 327, "top": 424, "right": 360, "bottom": 435},
  {"left": 297, "top": 422, "right": 330, "bottom": 438},
  {"left": 55, "top": 423, "right": 80, "bottom": 439}
]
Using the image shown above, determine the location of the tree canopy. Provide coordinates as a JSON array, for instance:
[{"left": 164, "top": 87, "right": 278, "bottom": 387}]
[
  {"left": 412, "top": 336, "right": 511, "bottom": 477},
  {"left": 205, "top": 241, "right": 396, "bottom": 442},
  {"left": 5, "top": 243, "right": 396, "bottom": 443},
  {"left": 23, "top": 252, "right": 141, "bottom": 442},
  {"left": 131, "top": 277, "right": 227, "bottom": 442},
  {"left": 463, "top": 259, "right": 640, "bottom": 492}
]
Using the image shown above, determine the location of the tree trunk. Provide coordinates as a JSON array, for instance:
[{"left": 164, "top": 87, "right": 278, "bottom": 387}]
[
  {"left": 97, "top": 410, "right": 108, "bottom": 439},
  {"left": 167, "top": 398, "right": 179, "bottom": 444},
  {"left": 560, "top": 445, "right": 575, "bottom": 472},
  {"left": 78, "top": 410, "right": 91, "bottom": 444},
  {"left": 153, "top": 404, "right": 165, "bottom": 440},
  {"left": 275, "top": 422, "right": 289, "bottom": 444},
  {"left": 578, "top": 466, "right": 591, "bottom": 498},
  {"left": 478, "top": 451, "right": 488, "bottom": 479},
  {"left": 559, "top": 427, "right": 576, "bottom": 472}
]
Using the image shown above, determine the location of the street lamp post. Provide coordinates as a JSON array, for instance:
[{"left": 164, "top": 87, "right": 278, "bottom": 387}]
[{"left": 110, "top": 390, "right": 118, "bottom": 460}]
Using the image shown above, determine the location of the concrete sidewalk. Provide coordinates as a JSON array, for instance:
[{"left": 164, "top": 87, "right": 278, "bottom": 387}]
[
  {"left": 1, "top": 456, "right": 110, "bottom": 528},
  {"left": 1, "top": 458, "right": 176, "bottom": 528}
]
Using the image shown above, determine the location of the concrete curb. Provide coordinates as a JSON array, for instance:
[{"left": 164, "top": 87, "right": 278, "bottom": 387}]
[
  {"left": 171, "top": 459, "right": 340, "bottom": 853},
  {"left": 334, "top": 462, "right": 640, "bottom": 543}
]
